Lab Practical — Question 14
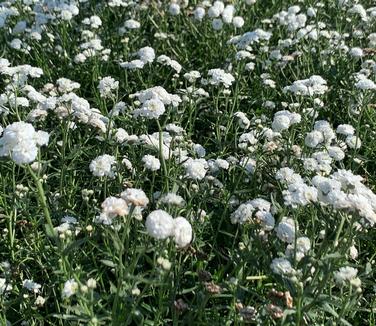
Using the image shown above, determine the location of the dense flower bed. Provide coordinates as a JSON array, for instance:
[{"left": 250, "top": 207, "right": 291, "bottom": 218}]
[{"left": 0, "top": 0, "right": 376, "bottom": 324}]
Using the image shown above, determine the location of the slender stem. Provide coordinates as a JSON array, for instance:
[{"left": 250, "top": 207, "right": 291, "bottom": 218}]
[
  {"left": 296, "top": 291, "right": 303, "bottom": 325},
  {"left": 26, "top": 164, "right": 56, "bottom": 238},
  {"left": 157, "top": 120, "right": 169, "bottom": 191},
  {"left": 334, "top": 213, "right": 346, "bottom": 248}
]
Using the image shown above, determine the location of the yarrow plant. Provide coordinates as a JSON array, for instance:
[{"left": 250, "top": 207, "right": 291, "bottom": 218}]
[{"left": 0, "top": 0, "right": 376, "bottom": 325}]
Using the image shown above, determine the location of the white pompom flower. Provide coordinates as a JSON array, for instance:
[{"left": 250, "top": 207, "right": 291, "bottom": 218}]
[
  {"left": 0, "top": 121, "right": 49, "bottom": 165},
  {"left": 276, "top": 217, "right": 296, "bottom": 243},
  {"left": 89, "top": 154, "right": 116, "bottom": 178},
  {"left": 142, "top": 154, "right": 160, "bottom": 171},
  {"left": 133, "top": 99, "right": 165, "bottom": 119},
  {"left": 145, "top": 210, "right": 174, "bottom": 239},
  {"left": 173, "top": 217, "right": 193, "bottom": 248}
]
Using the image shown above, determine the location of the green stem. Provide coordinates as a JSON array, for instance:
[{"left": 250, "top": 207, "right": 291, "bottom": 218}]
[
  {"left": 334, "top": 213, "right": 346, "bottom": 248},
  {"left": 157, "top": 120, "right": 169, "bottom": 191},
  {"left": 26, "top": 165, "right": 56, "bottom": 238}
]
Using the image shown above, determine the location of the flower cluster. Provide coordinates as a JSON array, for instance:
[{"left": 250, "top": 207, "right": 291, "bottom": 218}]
[
  {"left": 0, "top": 122, "right": 49, "bottom": 165},
  {"left": 145, "top": 210, "right": 193, "bottom": 248}
]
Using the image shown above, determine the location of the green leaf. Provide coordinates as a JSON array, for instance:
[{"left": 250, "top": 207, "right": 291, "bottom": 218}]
[{"left": 100, "top": 259, "right": 117, "bottom": 268}]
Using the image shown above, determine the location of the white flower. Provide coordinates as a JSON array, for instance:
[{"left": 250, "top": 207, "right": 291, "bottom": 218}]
[
  {"left": 208, "top": 6, "right": 221, "bottom": 18},
  {"left": 9, "top": 141, "right": 38, "bottom": 165},
  {"left": 327, "top": 146, "right": 345, "bottom": 161},
  {"left": 240, "top": 157, "right": 256, "bottom": 174},
  {"left": 98, "top": 76, "right": 119, "bottom": 98},
  {"left": 159, "top": 193, "right": 185, "bottom": 207},
  {"left": 285, "top": 236, "right": 311, "bottom": 261},
  {"left": 273, "top": 114, "right": 290, "bottom": 132},
  {"left": 206, "top": 69, "right": 235, "bottom": 88},
  {"left": 89, "top": 154, "right": 116, "bottom": 178},
  {"left": 0, "top": 278, "right": 12, "bottom": 294},
  {"left": 121, "top": 188, "right": 149, "bottom": 207},
  {"left": 23, "top": 279, "right": 42, "bottom": 293},
  {"left": 145, "top": 210, "right": 174, "bottom": 239},
  {"left": 255, "top": 211, "right": 275, "bottom": 231},
  {"left": 276, "top": 217, "right": 296, "bottom": 243},
  {"left": 233, "top": 16, "right": 244, "bottom": 28},
  {"left": 114, "top": 128, "right": 129, "bottom": 143},
  {"left": 10, "top": 38, "right": 22, "bottom": 50},
  {"left": 228, "top": 29, "right": 272, "bottom": 50},
  {"left": 138, "top": 132, "right": 171, "bottom": 159},
  {"left": 137, "top": 86, "right": 181, "bottom": 107},
  {"left": 122, "top": 157, "right": 133, "bottom": 171},
  {"left": 283, "top": 182, "right": 318, "bottom": 207},
  {"left": 62, "top": 279, "right": 78, "bottom": 298},
  {"left": 283, "top": 75, "right": 328, "bottom": 96},
  {"left": 35, "top": 131, "right": 50, "bottom": 146},
  {"left": 262, "top": 78, "right": 276, "bottom": 88},
  {"left": 0, "top": 122, "right": 49, "bottom": 165},
  {"left": 213, "top": 1, "right": 224, "bottom": 12},
  {"left": 355, "top": 78, "right": 376, "bottom": 90},
  {"left": 120, "top": 60, "right": 145, "bottom": 70},
  {"left": 101, "top": 196, "right": 129, "bottom": 219},
  {"left": 349, "top": 245, "right": 358, "bottom": 260},
  {"left": 74, "top": 53, "right": 87, "bottom": 64},
  {"left": 349, "top": 47, "right": 363, "bottom": 58},
  {"left": 222, "top": 5, "right": 235, "bottom": 24},
  {"left": 86, "top": 278, "right": 97, "bottom": 289},
  {"left": 83, "top": 15, "right": 102, "bottom": 28},
  {"left": 169, "top": 3, "right": 180, "bottom": 15},
  {"left": 173, "top": 217, "right": 192, "bottom": 247},
  {"left": 307, "top": 7, "right": 316, "bottom": 17},
  {"left": 137, "top": 46, "right": 155, "bottom": 63},
  {"left": 334, "top": 266, "right": 358, "bottom": 285},
  {"left": 91, "top": 15, "right": 102, "bottom": 28},
  {"left": 275, "top": 167, "right": 302, "bottom": 184},
  {"left": 208, "top": 158, "right": 230, "bottom": 173},
  {"left": 194, "top": 7, "right": 205, "bottom": 20},
  {"left": 296, "top": 236, "right": 311, "bottom": 252},
  {"left": 142, "top": 154, "right": 160, "bottom": 171},
  {"left": 305, "top": 130, "right": 324, "bottom": 148},
  {"left": 184, "top": 71, "right": 201, "bottom": 83},
  {"left": 0, "top": 122, "right": 34, "bottom": 147},
  {"left": 336, "top": 124, "right": 354, "bottom": 136},
  {"left": 270, "top": 258, "right": 295, "bottom": 276},
  {"left": 157, "top": 257, "right": 171, "bottom": 270},
  {"left": 124, "top": 19, "right": 140, "bottom": 29},
  {"left": 54, "top": 222, "right": 72, "bottom": 234},
  {"left": 271, "top": 110, "right": 301, "bottom": 132},
  {"left": 231, "top": 203, "right": 254, "bottom": 224},
  {"left": 133, "top": 99, "right": 166, "bottom": 119},
  {"left": 165, "top": 123, "right": 184, "bottom": 135},
  {"left": 348, "top": 4, "right": 367, "bottom": 21},
  {"left": 236, "top": 50, "right": 252, "bottom": 61},
  {"left": 245, "top": 62, "right": 255, "bottom": 71},
  {"left": 157, "top": 55, "right": 182, "bottom": 73},
  {"left": 35, "top": 295, "right": 46, "bottom": 306},
  {"left": 234, "top": 112, "right": 250, "bottom": 129},
  {"left": 183, "top": 158, "right": 208, "bottom": 180},
  {"left": 193, "top": 144, "right": 206, "bottom": 158},
  {"left": 346, "top": 135, "right": 361, "bottom": 149}
]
